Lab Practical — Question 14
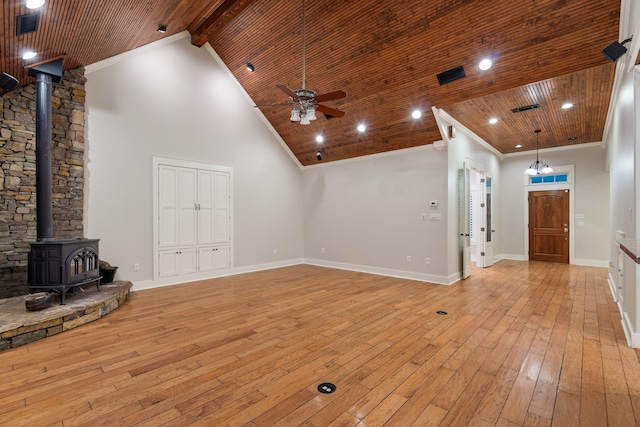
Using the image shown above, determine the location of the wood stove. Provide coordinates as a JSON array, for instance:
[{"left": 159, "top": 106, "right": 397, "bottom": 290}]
[
  {"left": 26, "top": 58, "right": 102, "bottom": 305},
  {"left": 28, "top": 239, "right": 101, "bottom": 304}
]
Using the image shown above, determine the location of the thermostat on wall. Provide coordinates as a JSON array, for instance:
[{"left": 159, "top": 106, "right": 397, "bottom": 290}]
[{"left": 429, "top": 201, "right": 438, "bottom": 207}]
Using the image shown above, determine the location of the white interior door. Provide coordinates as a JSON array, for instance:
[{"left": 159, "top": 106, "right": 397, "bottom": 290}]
[{"left": 459, "top": 165, "right": 471, "bottom": 279}]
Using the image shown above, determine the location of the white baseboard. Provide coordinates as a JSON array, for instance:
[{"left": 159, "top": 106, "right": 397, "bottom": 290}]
[
  {"left": 304, "top": 258, "right": 452, "bottom": 285},
  {"left": 622, "top": 311, "right": 640, "bottom": 348},
  {"left": 607, "top": 272, "right": 619, "bottom": 303},
  {"left": 500, "top": 254, "right": 526, "bottom": 261},
  {"left": 573, "top": 258, "right": 610, "bottom": 267},
  {"left": 131, "top": 258, "right": 305, "bottom": 291}
]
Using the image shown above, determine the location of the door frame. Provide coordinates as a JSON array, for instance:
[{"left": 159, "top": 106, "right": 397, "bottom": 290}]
[
  {"left": 460, "top": 159, "right": 489, "bottom": 277},
  {"left": 522, "top": 164, "right": 574, "bottom": 264}
]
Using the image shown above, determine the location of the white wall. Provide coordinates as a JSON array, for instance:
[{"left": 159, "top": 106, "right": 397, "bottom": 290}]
[
  {"left": 303, "top": 146, "right": 450, "bottom": 283},
  {"left": 85, "top": 34, "right": 304, "bottom": 289},
  {"left": 501, "top": 145, "right": 610, "bottom": 265}
]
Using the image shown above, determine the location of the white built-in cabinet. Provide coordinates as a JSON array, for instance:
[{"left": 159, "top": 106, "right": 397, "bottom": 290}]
[{"left": 154, "top": 158, "right": 232, "bottom": 279}]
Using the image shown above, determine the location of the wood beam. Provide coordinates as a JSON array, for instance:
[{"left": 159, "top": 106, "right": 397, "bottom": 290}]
[{"left": 190, "top": 0, "right": 255, "bottom": 47}]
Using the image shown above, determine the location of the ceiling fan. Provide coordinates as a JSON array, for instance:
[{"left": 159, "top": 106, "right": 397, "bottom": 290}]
[{"left": 276, "top": 0, "right": 347, "bottom": 124}]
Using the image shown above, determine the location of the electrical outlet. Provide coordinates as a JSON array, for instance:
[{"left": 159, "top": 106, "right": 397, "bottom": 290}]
[
  {"left": 321, "top": 247, "right": 325, "bottom": 253},
  {"left": 406, "top": 256, "right": 411, "bottom": 263},
  {"left": 273, "top": 248, "right": 278, "bottom": 254},
  {"left": 134, "top": 263, "right": 140, "bottom": 271},
  {"left": 425, "top": 258, "right": 430, "bottom": 265}
]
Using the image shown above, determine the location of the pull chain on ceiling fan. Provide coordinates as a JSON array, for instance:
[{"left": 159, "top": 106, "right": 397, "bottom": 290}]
[{"left": 276, "top": 0, "right": 347, "bottom": 124}]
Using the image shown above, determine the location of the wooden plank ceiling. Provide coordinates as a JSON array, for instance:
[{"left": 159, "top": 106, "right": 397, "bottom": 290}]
[{"left": 1, "top": 0, "right": 624, "bottom": 165}]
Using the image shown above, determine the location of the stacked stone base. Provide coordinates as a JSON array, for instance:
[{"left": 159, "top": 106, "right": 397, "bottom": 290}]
[{"left": 0, "top": 281, "right": 132, "bottom": 351}]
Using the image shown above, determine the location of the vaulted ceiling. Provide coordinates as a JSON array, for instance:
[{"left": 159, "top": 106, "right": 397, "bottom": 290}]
[{"left": 1, "top": 0, "right": 626, "bottom": 165}]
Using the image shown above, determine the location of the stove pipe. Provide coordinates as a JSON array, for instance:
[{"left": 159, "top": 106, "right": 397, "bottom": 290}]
[
  {"left": 27, "top": 57, "right": 64, "bottom": 242},
  {"left": 34, "top": 73, "right": 53, "bottom": 241}
]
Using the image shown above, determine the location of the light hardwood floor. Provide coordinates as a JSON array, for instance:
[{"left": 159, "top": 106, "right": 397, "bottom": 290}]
[{"left": 0, "top": 261, "right": 638, "bottom": 426}]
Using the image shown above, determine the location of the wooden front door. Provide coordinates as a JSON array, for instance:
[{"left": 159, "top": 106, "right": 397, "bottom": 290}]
[{"left": 528, "top": 190, "right": 569, "bottom": 263}]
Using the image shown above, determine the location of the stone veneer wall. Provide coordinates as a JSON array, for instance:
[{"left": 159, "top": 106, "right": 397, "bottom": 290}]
[{"left": 0, "top": 67, "right": 86, "bottom": 298}]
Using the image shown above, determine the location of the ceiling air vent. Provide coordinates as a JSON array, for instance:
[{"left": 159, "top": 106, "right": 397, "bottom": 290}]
[
  {"left": 511, "top": 103, "right": 540, "bottom": 113},
  {"left": 437, "top": 65, "right": 466, "bottom": 85},
  {"left": 16, "top": 12, "right": 40, "bottom": 36}
]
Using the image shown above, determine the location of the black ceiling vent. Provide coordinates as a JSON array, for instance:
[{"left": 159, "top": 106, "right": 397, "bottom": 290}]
[
  {"left": 437, "top": 65, "right": 465, "bottom": 85},
  {"left": 16, "top": 12, "right": 40, "bottom": 36},
  {"left": 511, "top": 103, "right": 540, "bottom": 113}
]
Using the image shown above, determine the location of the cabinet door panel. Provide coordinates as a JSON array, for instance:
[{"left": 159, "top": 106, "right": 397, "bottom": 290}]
[
  {"left": 180, "top": 168, "right": 198, "bottom": 245},
  {"left": 158, "top": 250, "right": 178, "bottom": 277},
  {"left": 214, "top": 246, "right": 231, "bottom": 269},
  {"left": 159, "top": 166, "right": 179, "bottom": 247},
  {"left": 180, "top": 247, "right": 197, "bottom": 274},
  {"left": 214, "top": 172, "right": 230, "bottom": 243},
  {"left": 197, "top": 170, "right": 215, "bottom": 244},
  {"left": 198, "top": 246, "right": 215, "bottom": 272}
]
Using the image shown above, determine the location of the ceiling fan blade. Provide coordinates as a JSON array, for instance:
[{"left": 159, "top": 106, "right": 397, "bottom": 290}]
[
  {"left": 276, "top": 84, "right": 299, "bottom": 100},
  {"left": 316, "top": 104, "right": 345, "bottom": 118},
  {"left": 314, "top": 90, "right": 347, "bottom": 103},
  {"left": 254, "top": 103, "right": 291, "bottom": 107}
]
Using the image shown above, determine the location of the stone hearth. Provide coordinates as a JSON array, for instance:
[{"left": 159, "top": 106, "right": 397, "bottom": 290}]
[{"left": 0, "top": 281, "right": 132, "bottom": 351}]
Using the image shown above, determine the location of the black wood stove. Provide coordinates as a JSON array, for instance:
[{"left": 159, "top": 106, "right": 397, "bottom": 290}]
[
  {"left": 29, "top": 239, "right": 100, "bottom": 304},
  {"left": 27, "top": 58, "right": 101, "bottom": 304}
]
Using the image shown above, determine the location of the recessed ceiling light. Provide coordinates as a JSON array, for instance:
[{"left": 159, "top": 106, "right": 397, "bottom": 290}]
[
  {"left": 479, "top": 58, "right": 493, "bottom": 70},
  {"left": 515, "top": 144, "right": 523, "bottom": 148},
  {"left": 568, "top": 136, "right": 578, "bottom": 141},
  {"left": 22, "top": 51, "right": 37, "bottom": 60},
  {"left": 315, "top": 135, "right": 323, "bottom": 143},
  {"left": 489, "top": 117, "right": 499, "bottom": 124},
  {"left": 357, "top": 124, "right": 366, "bottom": 133},
  {"left": 561, "top": 102, "right": 574, "bottom": 109},
  {"left": 411, "top": 109, "right": 422, "bottom": 119},
  {"left": 157, "top": 24, "right": 167, "bottom": 33},
  {"left": 246, "top": 63, "right": 254, "bottom": 72},
  {"left": 26, "top": 0, "right": 45, "bottom": 9}
]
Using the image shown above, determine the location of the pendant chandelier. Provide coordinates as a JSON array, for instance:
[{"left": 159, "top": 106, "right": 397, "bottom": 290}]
[{"left": 525, "top": 129, "right": 553, "bottom": 175}]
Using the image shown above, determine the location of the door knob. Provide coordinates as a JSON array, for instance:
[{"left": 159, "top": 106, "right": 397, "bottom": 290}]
[{"left": 564, "top": 228, "right": 568, "bottom": 232}]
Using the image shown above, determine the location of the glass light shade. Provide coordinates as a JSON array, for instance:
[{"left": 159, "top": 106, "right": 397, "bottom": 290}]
[
  {"left": 290, "top": 108, "right": 301, "bottom": 121},
  {"left": 307, "top": 106, "right": 316, "bottom": 121},
  {"left": 525, "top": 167, "right": 538, "bottom": 176},
  {"left": 541, "top": 165, "right": 553, "bottom": 173},
  {"left": 300, "top": 113, "right": 311, "bottom": 125}
]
